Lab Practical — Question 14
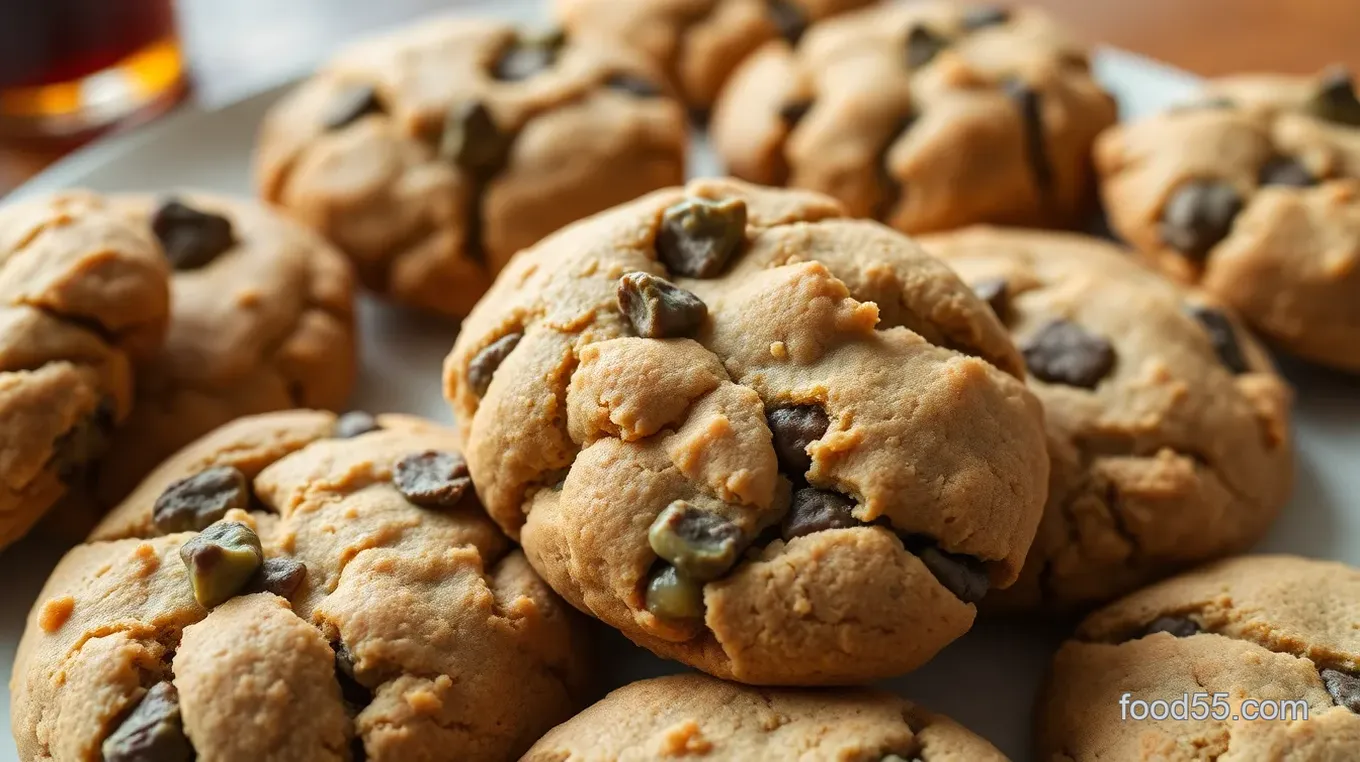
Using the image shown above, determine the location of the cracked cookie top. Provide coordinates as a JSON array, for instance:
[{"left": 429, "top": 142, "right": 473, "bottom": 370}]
[
  {"left": 1038, "top": 555, "right": 1360, "bottom": 761},
  {"left": 923, "top": 227, "right": 1293, "bottom": 612},
  {"left": 553, "top": 0, "right": 876, "bottom": 111},
  {"left": 443, "top": 178, "right": 1048, "bottom": 684},
  {"left": 0, "top": 192, "right": 170, "bottom": 549},
  {"left": 523, "top": 673, "right": 1010, "bottom": 761},
  {"left": 710, "top": 1, "right": 1116, "bottom": 234},
  {"left": 1097, "top": 67, "right": 1360, "bottom": 373},
  {"left": 255, "top": 16, "right": 688, "bottom": 318},
  {"left": 13, "top": 410, "right": 591, "bottom": 762}
]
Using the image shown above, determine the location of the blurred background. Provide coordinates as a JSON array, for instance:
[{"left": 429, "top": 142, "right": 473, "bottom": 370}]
[{"left": 3, "top": 0, "right": 1359, "bottom": 196}]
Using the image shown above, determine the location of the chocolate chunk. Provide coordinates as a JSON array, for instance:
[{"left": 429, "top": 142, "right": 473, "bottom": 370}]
[
  {"left": 1322, "top": 668, "right": 1360, "bottom": 713},
  {"left": 493, "top": 31, "right": 563, "bottom": 81},
  {"left": 153, "top": 466, "right": 251, "bottom": 535},
  {"left": 334, "top": 411, "right": 381, "bottom": 439},
  {"left": 333, "top": 641, "right": 373, "bottom": 710},
  {"left": 249, "top": 557, "right": 308, "bottom": 598},
  {"left": 782, "top": 488, "right": 859, "bottom": 541},
  {"left": 906, "top": 25, "right": 949, "bottom": 68},
  {"left": 180, "top": 521, "right": 263, "bottom": 608},
  {"left": 648, "top": 501, "right": 742, "bottom": 581},
  {"left": 152, "top": 199, "right": 236, "bottom": 270},
  {"left": 394, "top": 450, "right": 472, "bottom": 508},
  {"left": 322, "top": 84, "right": 383, "bottom": 130},
  {"left": 606, "top": 73, "right": 663, "bottom": 98},
  {"left": 440, "top": 100, "right": 514, "bottom": 179},
  {"left": 644, "top": 564, "right": 705, "bottom": 623},
  {"left": 102, "top": 682, "right": 193, "bottom": 762},
  {"left": 917, "top": 545, "right": 989, "bottom": 603},
  {"left": 971, "top": 277, "right": 1010, "bottom": 321},
  {"left": 1186, "top": 305, "right": 1249, "bottom": 374},
  {"left": 767, "top": 0, "right": 809, "bottom": 44},
  {"left": 767, "top": 406, "right": 829, "bottom": 476},
  {"left": 617, "top": 272, "right": 709, "bottom": 338},
  {"left": 468, "top": 332, "right": 522, "bottom": 397},
  {"left": 52, "top": 399, "right": 114, "bottom": 485},
  {"left": 1143, "top": 616, "right": 1202, "bottom": 639},
  {"left": 1022, "top": 320, "right": 1116, "bottom": 388},
  {"left": 779, "top": 99, "right": 813, "bottom": 126},
  {"left": 1258, "top": 156, "right": 1316, "bottom": 187},
  {"left": 1307, "top": 66, "right": 1360, "bottom": 126},
  {"left": 1005, "top": 78, "right": 1053, "bottom": 194},
  {"left": 656, "top": 197, "right": 748, "bottom": 278},
  {"left": 961, "top": 5, "right": 1011, "bottom": 30},
  {"left": 1160, "top": 180, "right": 1243, "bottom": 260}
]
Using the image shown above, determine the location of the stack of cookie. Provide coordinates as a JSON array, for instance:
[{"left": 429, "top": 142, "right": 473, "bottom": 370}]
[{"left": 5, "top": 1, "right": 1360, "bottom": 761}]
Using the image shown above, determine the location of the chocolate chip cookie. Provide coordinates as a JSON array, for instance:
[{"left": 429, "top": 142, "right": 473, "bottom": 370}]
[
  {"left": 256, "top": 17, "right": 688, "bottom": 318},
  {"left": 0, "top": 192, "right": 170, "bottom": 550},
  {"left": 923, "top": 228, "right": 1293, "bottom": 612},
  {"left": 711, "top": 2, "right": 1117, "bottom": 234},
  {"left": 1037, "top": 555, "right": 1360, "bottom": 761},
  {"left": 524, "top": 673, "right": 1010, "bottom": 761},
  {"left": 1097, "top": 67, "right": 1360, "bottom": 373},
  {"left": 14, "top": 410, "right": 591, "bottom": 762},
  {"left": 554, "top": 0, "right": 876, "bottom": 112},
  {"left": 444, "top": 178, "right": 1049, "bottom": 684}
]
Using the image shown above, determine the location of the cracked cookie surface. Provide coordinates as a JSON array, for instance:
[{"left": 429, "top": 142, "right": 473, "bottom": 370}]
[
  {"left": 13, "top": 410, "right": 591, "bottom": 762},
  {"left": 0, "top": 192, "right": 170, "bottom": 549},
  {"left": 255, "top": 16, "right": 687, "bottom": 318},
  {"left": 523, "top": 673, "right": 1010, "bottom": 761},
  {"left": 1037, "top": 555, "right": 1360, "bottom": 761},
  {"left": 711, "top": 1, "right": 1116, "bottom": 234},
  {"left": 1097, "top": 67, "right": 1360, "bottom": 372},
  {"left": 924, "top": 228, "right": 1293, "bottom": 612},
  {"left": 443, "top": 178, "right": 1049, "bottom": 685}
]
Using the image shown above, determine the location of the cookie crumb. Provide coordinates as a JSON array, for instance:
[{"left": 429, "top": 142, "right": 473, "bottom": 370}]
[
  {"left": 656, "top": 720, "right": 712, "bottom": 756},
  {"left": 132, "top": 542, "right": 160, "bottom": 575},
  {"left": 770, "top": 341, "right": 788, "bottom": 359},
  {"left": 37, "top": 596, "right": 75, "bottom": 632}
]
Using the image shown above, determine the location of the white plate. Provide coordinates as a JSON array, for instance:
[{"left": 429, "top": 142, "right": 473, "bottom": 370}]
[{"left": 3, "top": 5, "right": 1357, "bottom": 760}]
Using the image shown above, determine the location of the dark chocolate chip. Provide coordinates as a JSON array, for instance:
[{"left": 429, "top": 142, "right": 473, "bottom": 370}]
[
  {"left": 1307, "top": 66, "right": 1360, "bottom": 127},
  {"left": 1022, "top": 319, "right": 1116, "bottom": 388},
  {"left": 961, "top": 5, "right": 1011, "bottom": 30},
  {"left": 334, "top": 411, "right": 381, "bottom": 439},
  {"left": 657, "top": 197, "right": 748, "bottom": 278},
  {"left": 644, "top": 564, "right": 706, "bottom": 622},
  {"left": 782, "top": 487, "right": 858, "bottom": 541},
  {"left": 1321, "top": 668, "right": 1360, "bottom": 713},
  {"left": 151, "top": 199, "right": 236, "bottom": 271},
  {"left": 1144, "top": 616, "right": 1203, "bottom": 639},
  {"left": 440, "top": 100, "right": 514, "bottom": 179},
  {"left": 393, "top": 450, "right": 472, "bottom": 509},
  {"left": 617, "top": 272, "right": 709, "bottom": 338},
  {"left": 971, "top": 277, "right": 1010, "bottom": 322},
  {"left": 322, "top": 84, "right": 383, "bottom": 131},
  {"left": 1004, "top": 78, "right": 1053, "bottom": 194},
  {"left": 767, "top": 0, "right": 809, "bottom": 45},
  {"left": 52, "top": 398, "right": 114, "bottom": 485},
  {"left": 467, "top": 332, "right": 522, "bottom": 397},
  {"left": 917, "top": 545, "right": 989, "bottom": 603},
  {"left": 249, "top": 557, "right": 308, "bottom": 598},
  {"left": 333, "top": 641, "right": 373, "bottom": 710},
  {"left": 1258, "top": 156, "right": 1316, "bottom": 187},
  {"left": 101, "top": 682, "right": 193, "bottom": 762},
  {"left": 180, "top": 521, "right": 263, "bottom": 608},
  {"left": 153, "top": 466, "right": 251, "bottom": 535},
  {"left": 1160, "top": 180, "right": 1243, "bottom": 261},
  {"left": 1186, "top": 305, "right": 1249, "bottom": 374},
  {"left": 648, "top": 501, "right": 743, "bottom": 581},
  {"left": 493, "top": 32, "right": 563, "bottom": 82},
  {"left": 606, "top": 72, "right": 663, "bottom": 98},
  {"left": 767, "top": 406, "right": 829, "bottom": 477},
  {"left": 906, "top": 25, "right": 950, "bottom": 69},
  {"left": 779, "top": 99, "right": 813, "bottom": 126}
]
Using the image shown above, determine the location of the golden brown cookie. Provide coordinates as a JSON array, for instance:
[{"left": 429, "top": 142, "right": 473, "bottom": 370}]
[
  {"left": 554, "top": 0, "right": 876, "bottom": 112},
  {"left": 524, "top": 673, "right": 1010, "bottom": 761},
  {"left": 444, "top": 178, "right": 1049, "bottom": 685},
  {"left": 13, "top": 410, "right": 591, "bottom": 762},
  {"left": 923, "top": 228, "right": 1293, "bottom": 612},
  {"left": 0, "top": 192, "right": 170, "bottom": 550},
  {"left": 711, "top": 1, "right": 1116, "bottom": 234},
  {"left": 1037, "top": 555, "right": 1360, "bottom": 761},
  {"left": 256, "top": 17, "right": 688, "bottom": 318},
  {"left": 1097, "top": 67, "right": 1360, "bottom": 373}
]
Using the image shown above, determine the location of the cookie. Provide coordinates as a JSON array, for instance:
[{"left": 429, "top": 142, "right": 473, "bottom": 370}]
[
  {"left": 923, "top": 228, "right": 1293, "bottom": 612},
  {"left": 256, "top": 17, "right": 688, "bottom": 318},
  {"left": 1037, "top": 555, "right": 1360, "bottom": 761},
  {"left": 1097, "top": 67, "right": 1360, "bottom": 373},
  {"left": 711, "top": 1, "right": 1117, "bottom": 234},
  {"left": 0, "top": 192, "right": 170, "bottom": 549},
  {"left": 554, "top": 0, "right": 876, "bottom": 112},
  {"left": 14, "top": 410, "right": 591, "bottom": 762},
  {"left": 524, "top": 673, "right": 1010, "bottom": 761},
  {"left": 444, "top": 178, "right": 1049, "bottom": 684}
]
